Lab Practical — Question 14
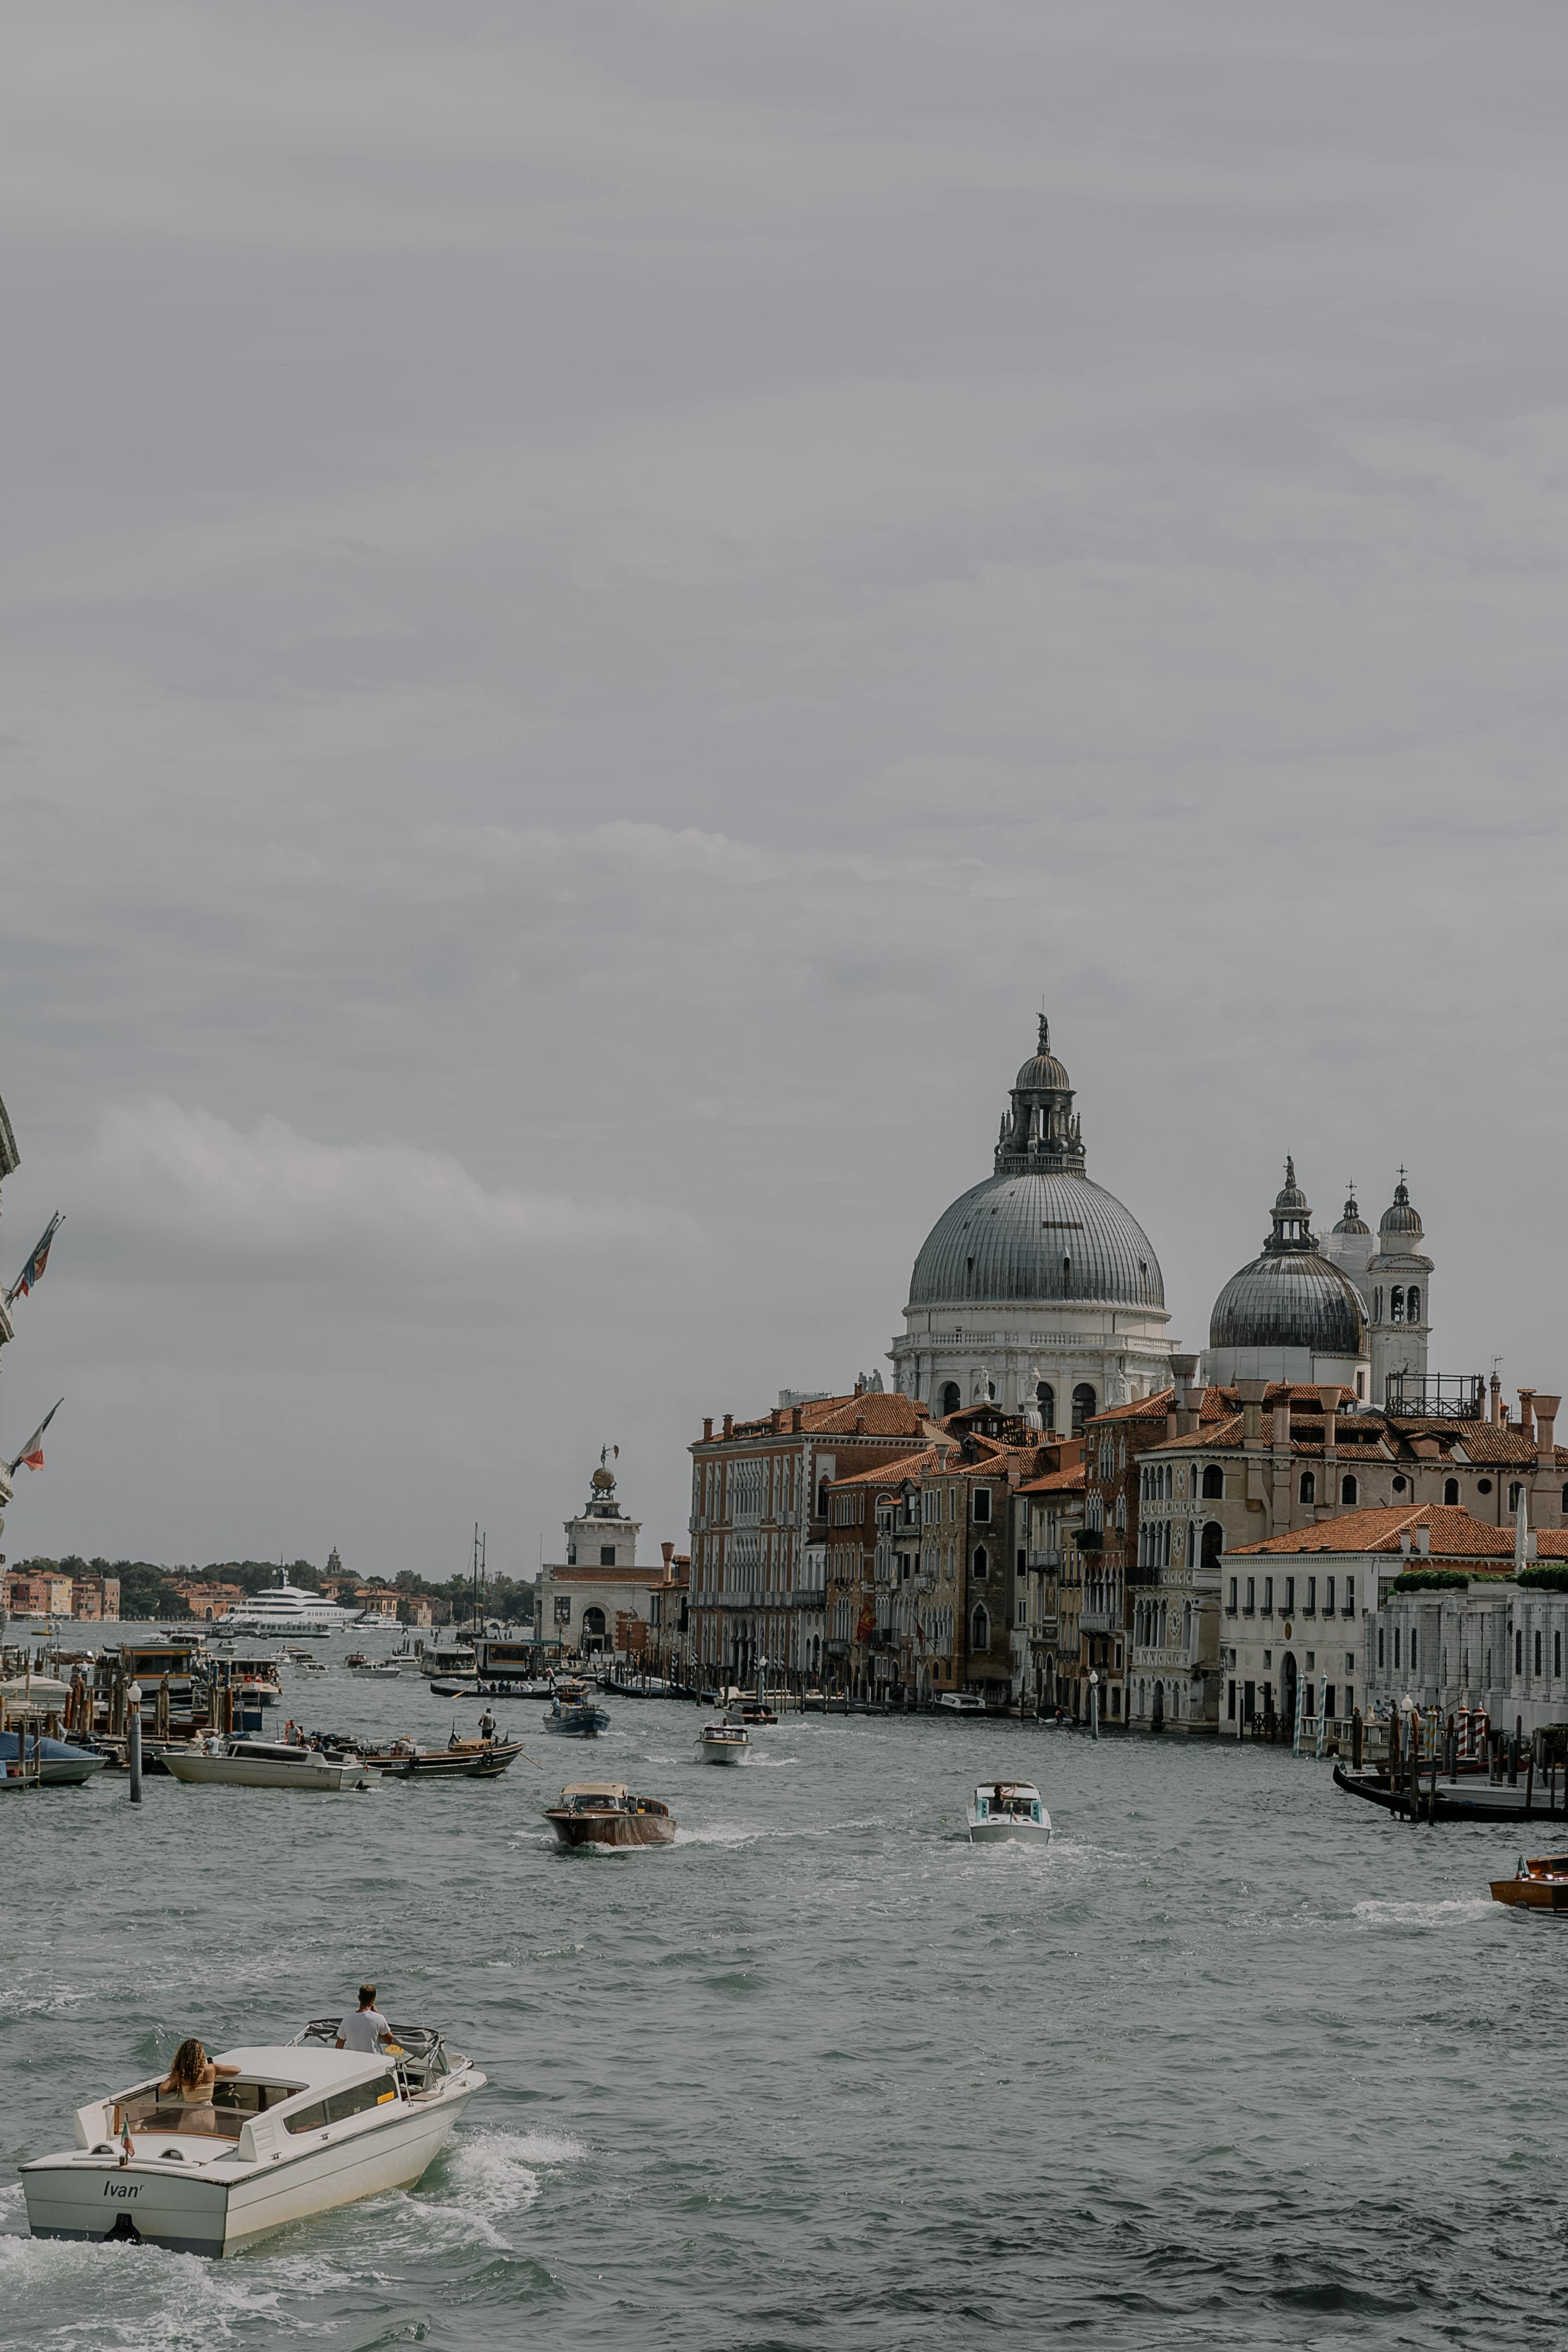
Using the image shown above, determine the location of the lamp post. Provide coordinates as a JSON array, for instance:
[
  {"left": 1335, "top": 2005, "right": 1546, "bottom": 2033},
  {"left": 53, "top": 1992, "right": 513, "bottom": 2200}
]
[
  {"left": 1088, "top": 1667, "right": 1100, "bottom": 1743},
  {"left": 127, "top": 1682, "right": 143, "bottom": 1804}
]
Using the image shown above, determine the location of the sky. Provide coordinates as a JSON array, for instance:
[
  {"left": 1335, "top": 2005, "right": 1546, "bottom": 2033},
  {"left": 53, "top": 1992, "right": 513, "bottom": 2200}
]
[{"left": 4, "top": 1, "right": 1568, "bottom": 1585}]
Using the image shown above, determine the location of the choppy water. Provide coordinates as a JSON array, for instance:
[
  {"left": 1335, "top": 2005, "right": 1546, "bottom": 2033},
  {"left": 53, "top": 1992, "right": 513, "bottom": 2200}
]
[{"left": 2, "top": 1657, "right": 1563, "bottom": 2351}]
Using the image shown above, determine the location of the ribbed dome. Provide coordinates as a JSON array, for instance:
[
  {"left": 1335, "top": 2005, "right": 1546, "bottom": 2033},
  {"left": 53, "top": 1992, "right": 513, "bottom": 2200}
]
[
  {"left": 1332, "top": 1192, "right": 1370, "bottom": 1237},
  {"left": 1379, "top": 1177, "right": 1423, "bottom": 1238},
  {"left": 1209, "top": 1252, "right": 1366, "bottom": 1355},
  {"left": 1014, "top": 1049, "right": 1072, "bottom": 1094},
  {"left": 909, "top": 1170, "right": 1165, "bottom": 1309}
]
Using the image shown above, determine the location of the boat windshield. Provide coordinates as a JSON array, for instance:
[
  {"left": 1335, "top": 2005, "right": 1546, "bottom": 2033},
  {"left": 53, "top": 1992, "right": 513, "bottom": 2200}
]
[{"left": 115, "top": 2079, "right": 294, "bottom": 2139}]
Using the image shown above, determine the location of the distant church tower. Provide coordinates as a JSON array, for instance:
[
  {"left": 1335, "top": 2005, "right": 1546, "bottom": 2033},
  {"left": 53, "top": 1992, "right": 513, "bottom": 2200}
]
[{"left": 1367, "top": 1173, "right": 1432, "bottom": 1410}]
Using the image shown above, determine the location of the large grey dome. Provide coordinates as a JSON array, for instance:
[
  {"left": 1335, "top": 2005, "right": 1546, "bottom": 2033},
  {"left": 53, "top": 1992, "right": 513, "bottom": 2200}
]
[
  {"left": 909, "top": 1170, "right": 1165, "bottom": 1309},
  {"left": 1209, "top": 1252, "right": 1366, "bottom": 1355}
]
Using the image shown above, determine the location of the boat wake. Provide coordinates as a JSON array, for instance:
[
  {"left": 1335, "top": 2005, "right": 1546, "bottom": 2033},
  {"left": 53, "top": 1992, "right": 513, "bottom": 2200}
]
[
  {"left": 387, "top": 2126, "right": 581, "bottom": 2252},
  {"left": 1352, "top": 1895, "right": 1495, "bottom": 1931}
]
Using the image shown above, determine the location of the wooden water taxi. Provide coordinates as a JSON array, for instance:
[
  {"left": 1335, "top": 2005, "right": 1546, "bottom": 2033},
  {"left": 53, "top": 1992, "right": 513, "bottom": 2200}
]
[
  {"left": 1490, "top": 1854, "right": 1568, "bottom": 1910},
  {"left": 544, "top": 1781, "right": 675, "bottom": 1848},
  {"left": 696, "top": 1719, "right": 749, "bottom": 1764}
]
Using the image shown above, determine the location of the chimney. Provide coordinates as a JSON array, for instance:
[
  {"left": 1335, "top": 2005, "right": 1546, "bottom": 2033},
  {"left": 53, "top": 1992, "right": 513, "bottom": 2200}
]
[
  {"left": 1519, "top": 1387, "right": 1537, "bottom": 1445},
  {"left": 1491, "top": 1370, "right": 1503, "bottom": 1427},
  {"left": 791, "top": 1407, "right": 803, "bottom": 1434},
  {"left": 1399, "top": 1531, "right": 1411, "bottom": 1558},
  {"left": 722, "top": 1414, "right": 734, "bottom": 1440},
  {"left": 1166, "top": 1405, "right": 1179, "bottom": 1442},
  {"left": 1237, "top": 1378, "right": 1269, "bottom": 1451},
  {"left": 1272, "top": 1392, "right": 1292, "bottom": 1453},
  {"left": 1316, "top": 1384, "right": 1339, "bottom": 1455},
  {"left": 1170, "top": 1353, "right": 1201, "bottom": 1437},
  {"left": 661, "top": 1541, "right": 675, "bottom": 1579},
  {"left": 1534, "top": 1394, "right": 1560, "bottom": 1469},
  {"left": 937, "top": 1445, "right": 951, "bottom": 1470},
  {"left": 1416, "top": 1523, "right": 1431, "bottom": 1558},
  {"left": 703, "top": 1416, "right": 713, "bottom": 1442}
]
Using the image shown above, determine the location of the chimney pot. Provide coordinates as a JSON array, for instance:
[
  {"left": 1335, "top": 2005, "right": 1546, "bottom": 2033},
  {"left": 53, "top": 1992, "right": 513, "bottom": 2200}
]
[
  {"left": 1519, "top": 1387, "right": 1537, "bottom": 1444},
  {"left": 722, "top": 1414, "right": 734, "bottom": 1440},
  {"left": 703, "top": 1416, "right": 714, "bottom": 1442},
  {"left": 1417, "top": 1523, "right": 1431, "bottom": 1558},
  {"left": 1534, "top": 1393, "right": 1560, "bottom": 1469}
]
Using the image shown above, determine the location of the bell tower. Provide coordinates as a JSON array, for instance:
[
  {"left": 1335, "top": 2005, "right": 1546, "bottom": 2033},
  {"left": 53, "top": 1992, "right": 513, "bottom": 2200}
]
[{"left": 1367, "top": 1171, "right": 1432, "bottom": 1410}]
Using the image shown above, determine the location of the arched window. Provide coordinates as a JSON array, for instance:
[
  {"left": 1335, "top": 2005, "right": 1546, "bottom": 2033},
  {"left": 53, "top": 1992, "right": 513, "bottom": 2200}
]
[
  {"left": 581, "top": 1606, "right": 607, "bottom": 1641},
  {"left": 1299, "top": 1470, "right": 1316, "bottom": 1505},
  {"left": 1340, "top": 1474, "right": 1358, "bottom": 1505},
  {"left": 1200, "top": 1522, "right": 1223, "bottom": 1567},
  {"left": 1390, "top": 1286, "right": 1405, "bottom": 1322},
  {"left": 970, "top": 1604, "right": 990, "bottom": 1651},
  {"left": 1444, "top": 1477, "right": 1459, "bottom": 1507},
  {"left": 1201, "top": 1464, "right": 1225, "bottom": 1499},
  {"left": 1374, "top": 1289, "right": 1383, "bottom": 1322},
  {"left": 817, "top": 1483, "right": 828, "bottom": 1517},
  {"left": 1509, "top": 1481, "right": 1523, "bottom": 1513},
  {"left": 971, "top": 1546, "right": 988, "bottom": 1581},
  {"left": 1071, "top": 1383, "right": 1096, "bottom": 1437},
  {"left": 940, "top": 1381, "right": 962, "bottom": 1417},
  {"left": 1036, "top": 1382, "right": 1055, "bottom": 1429},
  {"left": 1407, "top": 1287, "right": 1420, "bottom": 1322}
]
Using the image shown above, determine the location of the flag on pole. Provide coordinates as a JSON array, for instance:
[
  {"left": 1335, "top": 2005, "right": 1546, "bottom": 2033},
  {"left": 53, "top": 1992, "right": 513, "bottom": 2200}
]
[
  {"left": 8, "top": 1398, "right": 63, "bottom": 1476},
  {"left": 5, "top": 1212, "right": 63, "bottom": 1306}
]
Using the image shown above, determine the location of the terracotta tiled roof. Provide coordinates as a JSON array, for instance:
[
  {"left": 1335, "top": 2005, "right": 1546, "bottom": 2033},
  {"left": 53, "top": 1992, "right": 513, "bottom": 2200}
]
[
  {"left": 1019, "top": 1465, "right": 1087, "bottom": 1495},
  {"left": 1446, "top": 1426, "right": 1568, "bottom": 1466},
  {"left": 828, "top": 1446, "right": 945, "bottom": 1489},
  {"left": 804, "top": 1393, "right": 933, "bottom": 1438},
  {"left": 1229, "top": 1505, "right": 1516, "bottom": 1559},
  {"left": 1086, "top": 1389, "right": 1177, "bottom": 1428}
]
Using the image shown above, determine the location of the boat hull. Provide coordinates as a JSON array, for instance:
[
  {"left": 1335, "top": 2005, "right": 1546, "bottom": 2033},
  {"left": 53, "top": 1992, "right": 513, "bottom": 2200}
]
[
  {"left": 966, "top": 1816, "right": 1051, "bottom": 1845},
  {"left": 1491, "top": 1876, "right": 1568, "bottom": 1910},
  {"left": 162, "top": 1754, "right": 378, "bottom": 1791},
  {"left": 1333, "top": 1763, "right": 1568, "bottom": 1825},
  {"left": 22, "top": 2086, "right": 476, "bottom": 2257},
  {"left": 544, "top": 1711, "right": 609, "bottom": 1736},
  {"left": 546, "top": 1809, "right": 675, "bottom": 1848},
  {"left": 697, "top": 1741, "right": 747, "bottom": 1765}
]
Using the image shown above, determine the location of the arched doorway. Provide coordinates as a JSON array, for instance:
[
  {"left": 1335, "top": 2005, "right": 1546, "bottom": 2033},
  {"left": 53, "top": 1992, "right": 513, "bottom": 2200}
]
[
  {"left": 1280, "top": 1652, "right": 1298, "bottom": 1734},
  {"left": 1071, "top": 1383, "right": 1096, "bottom": 1436},
  {"left": 1036, "top": 1381, "right": 1055, "bottom": 1430},
  {"left": 1152, "top": 1679, "right": 1165, "bottom": 1731},
  {"left": 940, "top": 1381, "right": 962, "bottom": 1416},
  {"left": 1200, "top": 1522, "right": 1223, "bottom": 1567},
  {"left": 582, "top": 1606, "right": 607, "bottom": 1652}
]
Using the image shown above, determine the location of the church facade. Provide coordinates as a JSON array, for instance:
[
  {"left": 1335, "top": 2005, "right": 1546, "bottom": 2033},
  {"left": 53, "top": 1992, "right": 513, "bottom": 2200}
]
[{"left": 888, "top": 1018, "right": 1173, "bottom": 1432}]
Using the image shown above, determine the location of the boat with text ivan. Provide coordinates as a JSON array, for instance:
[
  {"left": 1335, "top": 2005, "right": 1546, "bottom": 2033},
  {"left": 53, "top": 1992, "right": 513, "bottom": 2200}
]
[
  {"left": 1491, "top": 1854, "right": 1568, "bottom": 1910},
  {"left": 19, "top": 2020, "right": 482, "bottom": 2258},
  {"left": 544, "top": 1683, "right": 610, "bottom": 1737},
  {"left": 544, "top": 1781, "right": 675, "bottom": 1848},
  {"left": 966, "top": 1780, "right": 1052, "bottom": 1844},
  {"left": 696, "top": 1718, "right": 749, "bottom": 1765},
  {"left": 161, "top": 1737, "right": 379, "bottom": 1792}
]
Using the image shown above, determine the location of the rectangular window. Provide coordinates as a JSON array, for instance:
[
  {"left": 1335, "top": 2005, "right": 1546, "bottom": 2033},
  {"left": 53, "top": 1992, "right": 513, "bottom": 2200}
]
[
  {"left": 1243, "top": 1679, "right": 1255, "bottom": 1723},
  {"left": 1516, "top": 1629, "right": 1524, "bottom": 1674},
  {"left": 1306, "top": 1576, "right": 1316, "bottom": 1616},
  {"left": 1263, "top": 1577, "right": 1274, "bottom": 1616},
  {"left": 1378, "top": 1626, "right": 1385, "bottom": 1669},
  {"left": 1411, "top": 1630, "right": 1417, "bottom": 1674},
  {"left": 1323, "top": 1575, "right": 1335, "bottom": 1616},
  {"left": 1535, "top": 1629, "right": 1543, "bottom": 1676},
  {"left": 1227, "top": 1678, "right": 1236, "bottom": 1720},
  {"left": 284, "top": 2100, "right": 330, "bottom": 2137},
  {"left": 1344, "top": 1683, "right": 1353, "bottom": 1714},
  {"left": 1244, "top": 1577, "right": 1255, "bottom": 1615},
  {"left": 1325, "top": 1684, "right": 1336, "bottom": 1719},
  {"left": 1284, "top": 1576, "right": 1295, "bottom": 1613},
  {"left": 1227, "top": 1576, "right": 1237, "bottom": 1614},
  {"left": 1110, "top": 1686, "right": 1121, "bottom": 1716},
  {"left": 1557, "top": 1632, "right": 1562, "bottom": 1679},
  {"left": 1393, "top": 1628, "right": 1401, "bottom": 1670},
  {"left": 599, "top": 1545, "right": 616, "bottom": 1567},
  {"left": 1343, "top": 1577, "right": 1355, "bottom": 1616},
  {"left": 973, "top": 1488, "right": 991, "bottom": 1524}
]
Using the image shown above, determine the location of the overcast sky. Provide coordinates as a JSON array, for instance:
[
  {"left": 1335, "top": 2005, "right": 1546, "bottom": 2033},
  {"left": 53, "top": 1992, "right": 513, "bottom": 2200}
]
[{"left": 4, "top": 2, "right": 1568, "bottom": 1584}]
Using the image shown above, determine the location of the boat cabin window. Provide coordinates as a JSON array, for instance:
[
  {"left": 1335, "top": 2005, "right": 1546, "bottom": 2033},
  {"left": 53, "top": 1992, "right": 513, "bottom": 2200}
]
[
  {"left": 118, "top": 2078, "right": 291, "bottom": 2139},
  {"left": 284, "top": 2099, "right": 330, "bottom": 2136},
  {"left": 326, "top": 2074, "right": 399, "bottom": 2124}
]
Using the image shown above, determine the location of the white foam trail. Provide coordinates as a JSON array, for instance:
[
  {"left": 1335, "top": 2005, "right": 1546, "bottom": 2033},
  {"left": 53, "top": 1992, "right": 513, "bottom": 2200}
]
[{"left": 1352, "top": 1895, "right": 1495, "bottom": 1928}]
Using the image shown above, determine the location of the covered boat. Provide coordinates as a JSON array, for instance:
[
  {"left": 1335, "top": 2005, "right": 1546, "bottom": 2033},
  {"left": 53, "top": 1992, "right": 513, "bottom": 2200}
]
[
  {"left": 966, "top": 1780, "right": 1052, "bottom": 1844},
  {"left": 696, "top": 1719, "right": 749, "bottom": 1765},
  {"left": 0, "top": 1730, "right": 106, "bottom": 1787},
  {"left": 545, "top": 1780, "right": 675, "bottom": 1848},
  {"left": 162, "top": 1737, "right": 378, "bottom": 1791},
  {"left": 1491, "top": 1854, "right": 1568, "bottom": 1910},
  {"left": 544, "top": 1683, "right": 609, "bottom": 1737},
  {"left": 20, "top": 2021, "right": 482, "bottom": 2257}
]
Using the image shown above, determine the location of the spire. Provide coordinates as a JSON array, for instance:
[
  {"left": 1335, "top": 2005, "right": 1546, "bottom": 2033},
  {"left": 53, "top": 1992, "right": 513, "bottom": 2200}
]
[
  {"left": 995, "top": 1015, "right": 1084, "bottom": 1177},
  {"left": 1262, "top": 1159, "right": 1316, "bottom": 1256}
]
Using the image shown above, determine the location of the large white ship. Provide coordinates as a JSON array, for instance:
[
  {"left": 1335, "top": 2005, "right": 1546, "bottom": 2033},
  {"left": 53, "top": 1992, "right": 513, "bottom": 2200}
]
[{"left": 213, "top": 1574, "right": 357, "bottom": 1641}]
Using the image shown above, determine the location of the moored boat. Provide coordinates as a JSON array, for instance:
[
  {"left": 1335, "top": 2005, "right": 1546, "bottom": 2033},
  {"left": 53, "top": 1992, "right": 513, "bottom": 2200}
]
[
  {"left": 544, "top": 1780, "right": 675, "bottom": 1848},
  {"left": 966, "top": 1780, "right": 1052, "bottom": 1844},
  {"left": 0, "top": 1729, "right": 106, "bottom": 1787},
  {"left": 365, "top": 1734, "right": 523, "bottom": 1781},
  {"left": 162, "top": 1737, "right": 378, "bottom": 1792},
  {"left": 1491, "top": 1854, "right": 1568, "bottom": 1910},
  {"left": 696, "top": 1718, "right": 749, "bottom": 1765},
  {"left": 20, "top": 2020, "right": 482, "bottom": 2257}
]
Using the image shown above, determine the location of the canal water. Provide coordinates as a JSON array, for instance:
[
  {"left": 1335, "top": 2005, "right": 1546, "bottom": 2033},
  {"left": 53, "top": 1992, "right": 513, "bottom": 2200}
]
[{"left": 1, "top": 1665, "right": 1562, "bottom": 2351}]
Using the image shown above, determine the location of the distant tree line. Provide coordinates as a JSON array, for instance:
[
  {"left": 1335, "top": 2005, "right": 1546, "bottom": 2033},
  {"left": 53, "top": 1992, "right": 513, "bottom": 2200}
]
[{"left": 11, "top": 1554, "right": 536, "bottom": 1627}]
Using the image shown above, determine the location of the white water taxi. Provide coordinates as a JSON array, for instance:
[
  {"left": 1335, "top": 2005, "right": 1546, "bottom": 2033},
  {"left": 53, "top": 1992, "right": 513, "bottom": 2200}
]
[
  {"left": 696, "top": 1719, "right": 750, "bottom": 1765},
  {"left": 966, "top": 1780, "right": 1051, "bottom": 1844},
  {"left": 20, "top": 2021, "right": 482, "bottom": 2258},
  {"left": 162, "top": 1738, "right": 378, "bottom": 1792}
]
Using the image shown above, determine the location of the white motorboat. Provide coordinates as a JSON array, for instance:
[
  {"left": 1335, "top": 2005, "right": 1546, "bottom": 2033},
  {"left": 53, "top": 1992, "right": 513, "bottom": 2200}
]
[
  {"left": 20, "top": 2020, "right": 483, "bottom": 2258},
  {"left": 696, "top": 1719, "right": 750, "bottom": 1765},
  {"left": 348, "top": 1658, "right": 402, "bottom": 1678},
  {"left": 161, "top": 1737, "right": 378, "bottom": 1792},
  {"left": 286, "top": 1650, "right": 327, "bottom": 1675},
  {"left": 937, "top": 1692, "right": 987, "bottom": 1713},
  {"left": 966, "top": 1779, "right": 1052, "bottom": 1844}
]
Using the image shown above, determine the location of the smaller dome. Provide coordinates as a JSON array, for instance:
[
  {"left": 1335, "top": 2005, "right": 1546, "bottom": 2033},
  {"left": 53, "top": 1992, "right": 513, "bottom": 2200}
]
[
  {"left": 1273, "top": 1155, "right": 1308, "bottom": 1215},
  {"left": 1380, "top": 1175, "right": 1423, "bottom": 1238},
  {"left": 1332, "top": 1191, "right": 1369, "bottom": 1237},
  {"left": 1210, "top": 1253, "right": 1366, "bottom": 1357},
  {"left": 1014, "top": 1013, "right": 1071, "bottom": 1095}
]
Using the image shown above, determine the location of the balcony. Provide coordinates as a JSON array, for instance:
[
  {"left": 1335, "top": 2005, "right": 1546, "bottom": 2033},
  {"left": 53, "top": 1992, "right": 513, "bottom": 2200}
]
[
  {"left": 1026, "top": 1550, "right": 1061, "bottom": 1570},
  {"left": 1080, "top": 1606, "right": 1116, "bottom": 1635}
]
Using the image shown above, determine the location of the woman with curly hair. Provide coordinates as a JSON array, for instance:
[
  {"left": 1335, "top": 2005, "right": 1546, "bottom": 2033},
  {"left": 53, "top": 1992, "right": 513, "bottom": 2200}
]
[{"left": 157, "top": 2038, "right": 239, "bottom": 2131}]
